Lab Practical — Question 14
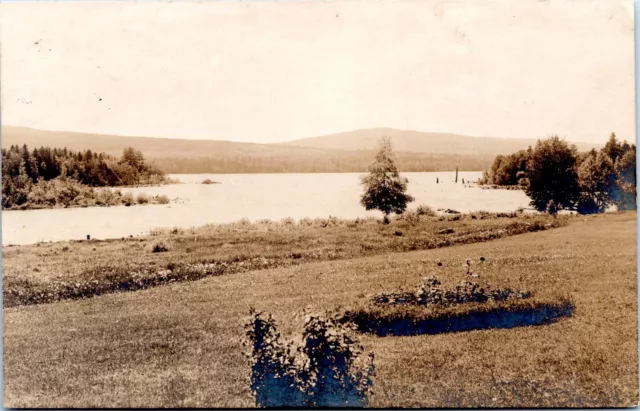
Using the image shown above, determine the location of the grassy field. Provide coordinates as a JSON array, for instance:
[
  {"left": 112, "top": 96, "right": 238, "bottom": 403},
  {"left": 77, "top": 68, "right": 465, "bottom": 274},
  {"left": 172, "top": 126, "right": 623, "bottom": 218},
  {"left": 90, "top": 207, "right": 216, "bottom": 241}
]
[
  {"left": 2, "top": 212, "right": 637, "bottom": 407},
  {"left": 2, "top": 211, "right": 566, "bottom": 307}
]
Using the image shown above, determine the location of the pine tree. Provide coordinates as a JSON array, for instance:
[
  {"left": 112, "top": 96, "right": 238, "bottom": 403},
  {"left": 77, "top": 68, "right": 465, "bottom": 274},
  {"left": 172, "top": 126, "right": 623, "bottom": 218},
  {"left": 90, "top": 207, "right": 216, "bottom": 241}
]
[
  {"left": 360, "top": 137, "right": 414, "bottom": 223},
  {"left": 603, "top": 133, "right": 624, "bottom": 164}
]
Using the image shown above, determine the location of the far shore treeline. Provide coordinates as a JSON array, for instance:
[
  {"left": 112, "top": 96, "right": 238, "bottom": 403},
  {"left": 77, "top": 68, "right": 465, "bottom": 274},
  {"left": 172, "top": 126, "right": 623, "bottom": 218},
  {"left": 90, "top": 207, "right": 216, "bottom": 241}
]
[
  {"left": 480, "top": 133, "right": 636, "bottom": 213},
  {"left": 2, "top": 145, "right": 170, "bottom": 210},
  {"left": 151, "top": 152, "right": 493, "bottom": 174},
  {"left": 2, "top": 133, "right": 637, "bottom": 214}
]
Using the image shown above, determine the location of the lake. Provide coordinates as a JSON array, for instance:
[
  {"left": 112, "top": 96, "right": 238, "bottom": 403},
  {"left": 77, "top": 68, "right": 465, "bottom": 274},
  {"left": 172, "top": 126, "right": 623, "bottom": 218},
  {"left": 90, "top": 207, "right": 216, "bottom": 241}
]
[{"left": 2, "top": 172, "right": 531, "bottom": 245}]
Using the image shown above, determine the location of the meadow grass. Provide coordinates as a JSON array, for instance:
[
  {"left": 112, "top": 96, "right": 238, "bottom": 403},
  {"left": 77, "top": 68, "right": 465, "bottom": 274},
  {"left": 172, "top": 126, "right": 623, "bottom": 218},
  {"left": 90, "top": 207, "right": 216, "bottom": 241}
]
[
  {"left": 2, "top": 212, "right": 637, "bottom": 407},
  {"left": 3, "top": 212, "right": 568, "bottom": 307}
]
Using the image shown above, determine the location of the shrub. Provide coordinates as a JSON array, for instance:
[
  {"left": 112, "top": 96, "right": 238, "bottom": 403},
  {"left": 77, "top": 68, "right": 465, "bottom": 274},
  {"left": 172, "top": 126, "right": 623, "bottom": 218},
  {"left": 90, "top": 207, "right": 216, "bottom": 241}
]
[
  {"left": 371, "top": 258, "right": 531, "bottom": 307},
  {"left": 237, "top": 218, "right": 251, "bottom": 227},
  {"left": 155, "top": 194, "right": 170, "bottom": 204},
  {"left": 245, "top": 310, "right": 375, "bottom": 408},
  {"left": 415, "top": 204, "right": 436, "bottom": 216},
  {"left": 280, "top": 217, "right": 295, "bottom": 226},
  {"left": 136, "top": 193, "right": 150, "bottom": 204},
  {"left": 202, "top": 178, "right": 218, "bottom": 184},
  {"left": 121, "top": 192, "right": 134, "bottom": 206},
  {"left": 298, "top": 217, "right": 313, "bottom": 227},
  {"left": 152, "top": 243, "right": 169, "bottom": 253}
]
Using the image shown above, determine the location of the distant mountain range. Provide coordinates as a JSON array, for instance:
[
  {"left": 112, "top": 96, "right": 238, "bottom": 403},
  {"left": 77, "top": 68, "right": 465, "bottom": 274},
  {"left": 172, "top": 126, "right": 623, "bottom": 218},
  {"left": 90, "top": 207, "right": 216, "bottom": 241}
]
[
  {"left": 1, "top": 126, "right": 325, "bottom": 159},
  {"left": 0, "top": 126, "right": 599, "bottom": 173},
  {"left": 279, "top": 127, "right": 598, "bottom": 155}
]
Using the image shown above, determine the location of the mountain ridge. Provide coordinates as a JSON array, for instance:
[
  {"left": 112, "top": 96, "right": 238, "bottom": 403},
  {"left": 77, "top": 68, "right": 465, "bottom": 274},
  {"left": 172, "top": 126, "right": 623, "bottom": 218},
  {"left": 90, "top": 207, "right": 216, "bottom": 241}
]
[
  {"left": 2, "top": 126, "right": 599, "bottom": 158},
  {"left": 277, "top": 127, "right": 599, "bottom": 155}
]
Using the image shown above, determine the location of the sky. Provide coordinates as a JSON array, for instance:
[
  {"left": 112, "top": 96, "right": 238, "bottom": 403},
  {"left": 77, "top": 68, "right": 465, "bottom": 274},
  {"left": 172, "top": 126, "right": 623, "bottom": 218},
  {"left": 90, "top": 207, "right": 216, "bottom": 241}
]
[{"left": 0, "top": 0, "right": 635, "bottom": 144}]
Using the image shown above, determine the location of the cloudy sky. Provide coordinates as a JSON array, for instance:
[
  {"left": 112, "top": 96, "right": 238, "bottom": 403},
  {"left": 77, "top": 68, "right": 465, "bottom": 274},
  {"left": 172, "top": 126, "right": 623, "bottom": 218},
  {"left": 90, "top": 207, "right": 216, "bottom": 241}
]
[{"left": 1, "top": 0, "right": 634, "bottom": 144}]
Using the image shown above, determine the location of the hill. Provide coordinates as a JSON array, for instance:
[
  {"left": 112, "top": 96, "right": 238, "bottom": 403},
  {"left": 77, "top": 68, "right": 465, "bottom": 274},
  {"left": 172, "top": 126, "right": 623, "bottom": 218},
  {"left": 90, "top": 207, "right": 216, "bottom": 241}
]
[
  {"left": 279, "top": 127, "right": 599, "bottom": 155},
  {"left": 0, "top": 126, "right": 494, "bottom": 173},
  {"left": 0, "top": 126, "right": 326, "bottom": 159}
]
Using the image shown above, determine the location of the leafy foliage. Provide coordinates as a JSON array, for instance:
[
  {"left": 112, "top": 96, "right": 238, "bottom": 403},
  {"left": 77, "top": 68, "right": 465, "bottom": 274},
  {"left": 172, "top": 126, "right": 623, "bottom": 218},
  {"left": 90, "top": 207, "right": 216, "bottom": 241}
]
[
  {"left": 2, "top": 144, "right": 168, "bottom": 209},
  {"left": 360, "top": 137, "right": 414, "bottom": 220},
  {"left": 576, "top": 150, "right": 617, "bottom": 214},
  {"left": 524, "top": 136, "right": 580, "bottom": 213},
  {"left": 482, "top": 132, "right": 636, "bottom": 214},
  {"left": 483, "top": 149, "right": 531, "bottom": 186},
  {"left": 614, "top": 149, "right": 637, "bottom": 210},
  {"left": 245, "top": 310, "right": 375, "bottom": 408}
]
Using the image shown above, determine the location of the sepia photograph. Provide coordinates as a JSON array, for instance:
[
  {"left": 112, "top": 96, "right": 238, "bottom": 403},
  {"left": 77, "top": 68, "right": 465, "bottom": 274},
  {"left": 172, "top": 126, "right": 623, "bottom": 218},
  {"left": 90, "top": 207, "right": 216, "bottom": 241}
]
[{"left": 0, "top": 0, "right": 637, "bottom": 408}]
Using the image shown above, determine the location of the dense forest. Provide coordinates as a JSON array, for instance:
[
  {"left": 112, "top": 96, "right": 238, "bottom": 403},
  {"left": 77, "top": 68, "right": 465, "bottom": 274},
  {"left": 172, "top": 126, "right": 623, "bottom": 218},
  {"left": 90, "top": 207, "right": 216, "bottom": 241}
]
[
  {"left": 152, "top": 152, "right": 494, "bottom": 174},
  {"left": 2, "top": 145, "right": 168, "bottom": 209},
  {"left": 481, "top": 133, "right": 636, "bottom": 213}
]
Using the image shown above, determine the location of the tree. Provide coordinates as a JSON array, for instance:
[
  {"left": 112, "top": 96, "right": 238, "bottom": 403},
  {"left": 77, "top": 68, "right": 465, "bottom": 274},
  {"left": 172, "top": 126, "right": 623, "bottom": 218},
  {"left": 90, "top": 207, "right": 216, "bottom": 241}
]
[
  {"left": 525, "top": 136, "right": 580, "bottom": 213},
  {"left": 577, "top": 151, "right": 617, "bottom": 214},
  {"left": 120, "top": 147, "right": 145, "bottom": 171},
  {"left": 603, "top": 133, "right": 624, "bottom": 165},
  {"left": 613, "top": 149, "right": 637, "bottom": 210},
  {"left": 360, "top": 137, "right": 414, "bottom": 222}
]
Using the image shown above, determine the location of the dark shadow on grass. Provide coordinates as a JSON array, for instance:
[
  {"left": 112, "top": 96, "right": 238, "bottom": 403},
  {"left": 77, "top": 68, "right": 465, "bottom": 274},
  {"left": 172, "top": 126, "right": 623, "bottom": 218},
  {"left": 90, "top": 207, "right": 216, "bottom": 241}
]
[{"left": 342, "top": 301, "right": 574, "bottom": 337}]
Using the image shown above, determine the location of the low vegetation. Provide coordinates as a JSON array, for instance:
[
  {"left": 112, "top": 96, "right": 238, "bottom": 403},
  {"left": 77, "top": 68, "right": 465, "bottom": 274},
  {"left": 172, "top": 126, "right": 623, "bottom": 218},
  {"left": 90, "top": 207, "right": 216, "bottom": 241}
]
[
  {"left": 201, "top": 178, "right": 219, "bottom": 184},
  {"left": 2, "top": 144, "right": 172, "bottom": 209},
  {"left": 1, "top": 177, "right": 171, "bottom": 210},
  {"left": 2, "top": 211, "right": 569, "bottom": 307},
  {"left": 370, "top": 259, "right": 532, "bottom": 307},
  {"left": 342, "top": 258, "right": 573, "bottom": 337}
]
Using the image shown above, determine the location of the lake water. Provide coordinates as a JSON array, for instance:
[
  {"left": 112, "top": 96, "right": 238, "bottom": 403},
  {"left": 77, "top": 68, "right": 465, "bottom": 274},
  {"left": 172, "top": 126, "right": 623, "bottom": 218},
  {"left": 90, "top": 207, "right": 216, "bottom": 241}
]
[{"left": 2, "top": 172, "right": 532, "bottom": 245}]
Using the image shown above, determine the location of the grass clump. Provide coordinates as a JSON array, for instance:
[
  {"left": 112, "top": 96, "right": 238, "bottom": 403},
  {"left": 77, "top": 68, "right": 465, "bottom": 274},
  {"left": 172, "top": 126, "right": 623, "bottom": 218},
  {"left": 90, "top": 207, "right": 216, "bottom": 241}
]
[
  {"left": 245, "top": 309, "right": 375, "bottom": 408},
  {"left": 202, "top": 178, "right": 218, "bottom": 184}
]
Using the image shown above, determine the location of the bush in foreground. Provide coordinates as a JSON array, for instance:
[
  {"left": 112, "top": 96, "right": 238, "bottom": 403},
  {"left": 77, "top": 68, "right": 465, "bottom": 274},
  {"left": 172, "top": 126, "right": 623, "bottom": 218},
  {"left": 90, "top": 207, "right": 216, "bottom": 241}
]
[{"left": 245, "top": 310, "right": 375, "bottom": 408}]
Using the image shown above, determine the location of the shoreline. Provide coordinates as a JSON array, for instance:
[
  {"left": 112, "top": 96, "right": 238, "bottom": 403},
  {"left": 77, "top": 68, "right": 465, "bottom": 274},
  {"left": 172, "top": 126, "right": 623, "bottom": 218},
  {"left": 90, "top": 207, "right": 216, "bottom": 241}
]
[
  {"left": 2, "top": 208, "right": 537, "bottom": 246},
  {"left": 2, "top": 211, "right": 571, "bottom": 308}
]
